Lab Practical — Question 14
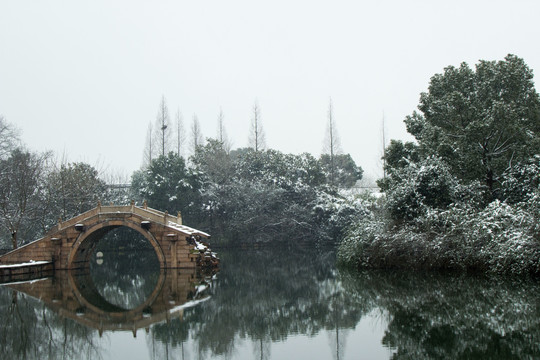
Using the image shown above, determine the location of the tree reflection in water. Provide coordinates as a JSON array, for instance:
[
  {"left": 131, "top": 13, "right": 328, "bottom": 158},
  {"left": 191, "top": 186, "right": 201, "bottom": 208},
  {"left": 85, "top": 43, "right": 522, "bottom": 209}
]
[
  {"left": 0, "top": 246, "right": 538, "bottom": 359},
  {"left": 340, "top": 270, "right": 540, "bottom": 359},
  {"left": 149, "top": 248, "right": 540, "bottom": 360},
  {"left": 0, "top": 288, "right": 103, "bottom": 360}
]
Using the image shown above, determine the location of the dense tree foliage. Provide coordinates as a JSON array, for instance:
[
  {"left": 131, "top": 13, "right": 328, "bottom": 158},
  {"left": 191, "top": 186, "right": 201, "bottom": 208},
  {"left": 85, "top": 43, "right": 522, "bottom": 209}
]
[
  {"left": 319, "top": 153, "right": 363, "bottom": 188},
  {"left": 0, "top": 110, "right": 365, "bottom": 249},
  {"left": 131, "top": 152, "right": 201, "bottom": 223},
  {"left": 191, "top": 146, "right": 364, "bottom": 243},
  {"left": 404, "top": 54, "right": 540, "bottom": 191},
  {"left": 377, "top": 140, "right": 420, "bottom": 191},
  {"left": 190, "top": 139, "right": 233, "bottom": 186},
  {"left": 339, "top": 55, "right": 540, "bottom": 275}
]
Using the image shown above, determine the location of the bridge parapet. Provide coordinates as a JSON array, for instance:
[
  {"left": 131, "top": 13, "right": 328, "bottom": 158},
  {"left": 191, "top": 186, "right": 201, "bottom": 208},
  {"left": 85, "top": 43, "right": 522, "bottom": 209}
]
[{"left": 50, "top": 202, "right": 188, "bottom": 234}]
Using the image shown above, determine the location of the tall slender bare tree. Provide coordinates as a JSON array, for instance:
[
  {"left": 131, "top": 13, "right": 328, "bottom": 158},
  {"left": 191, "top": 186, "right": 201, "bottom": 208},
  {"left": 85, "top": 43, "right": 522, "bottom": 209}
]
[
  {"left": 216, "top": 108, "right": 231, "bottom": 152},
  {"left": 0, "top": 115, "right": 19, "bottom": 159},
  {"left": 381, "top": 111, "right": 387, "bottom": 179},
  {"left": 190, "top": 114, "right": 204, "bottom": 155},
  {"left": 322, "top": 98, "right": 342, "bottom": 186},
  {"left": 175, "top": 109, "right": 186, "bottom": 158},
  {"left": 154, "top": 95, "right": 171, "bottom": 157},
  {"left": 248, "top": 101, "right": 266, "bottom": 152},
  {"left": 142, "top": 122, "right": 153, "bottom": 168}
]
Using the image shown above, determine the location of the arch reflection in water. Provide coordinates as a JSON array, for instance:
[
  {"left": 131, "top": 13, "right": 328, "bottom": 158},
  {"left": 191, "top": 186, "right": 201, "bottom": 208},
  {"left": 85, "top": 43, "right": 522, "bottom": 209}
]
[
  {"left": 7, "top": 268, "right": 215, "bottom": 337},
  {"left": 88, "top": 226, "right": 161, "bottom": 310}
]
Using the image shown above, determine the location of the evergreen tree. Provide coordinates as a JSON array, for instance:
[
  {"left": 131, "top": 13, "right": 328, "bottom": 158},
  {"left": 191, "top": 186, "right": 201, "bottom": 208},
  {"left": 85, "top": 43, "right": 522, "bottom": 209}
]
[
  {"left": 132, "top": 153, "right": 201, "bottom": 222},
  {"left": 404, "top": 54, "right": 540, "bottom": 192},
  {"left": 319, "top": 153, "right": 363, "bottom": 188}
]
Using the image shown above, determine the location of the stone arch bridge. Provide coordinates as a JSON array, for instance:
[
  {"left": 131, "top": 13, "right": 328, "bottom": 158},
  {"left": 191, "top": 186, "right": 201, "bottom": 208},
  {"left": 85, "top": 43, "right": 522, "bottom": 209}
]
[{"left": 0, "top": 203, "right": 219, "bottom": 270}]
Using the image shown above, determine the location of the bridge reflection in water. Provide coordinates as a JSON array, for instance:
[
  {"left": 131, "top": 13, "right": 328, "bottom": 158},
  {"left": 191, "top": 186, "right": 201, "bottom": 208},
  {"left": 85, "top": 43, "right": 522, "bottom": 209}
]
[{"left": 6, "top": 268, "right": 215, "bottom": 337}]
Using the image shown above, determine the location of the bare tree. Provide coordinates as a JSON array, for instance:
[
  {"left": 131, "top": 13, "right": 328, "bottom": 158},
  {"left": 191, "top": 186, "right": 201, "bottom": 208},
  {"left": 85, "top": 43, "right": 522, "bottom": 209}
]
[
  {"left": 248, "top": 101, "right": 266, "bottom": 152},
  {"left": 45, "top": 161, "right": 106, "bottom": 221},
  {"left": 217, "top": 108, "right": 231, "bottom": 152},
  {"left": 190, "top": 114, "right": 204, "bottom": 155},
  {"left": 0, "top": 115, "right": 19, "bottom": 160},
  {"left": 154, "top": 95, "right": 171, "bottom": 157},
  {"left": 322, "top": 98, "right": 342, "bottom": 186},
  {"left": 175, "top": 109, "right": 186, "bottom": 158},
  {"left": 0, "top": 148, "right": 49, "bottom": 249},
  {"left": 381, "top": 111, "right": 387, "bottom": 179},
  {"left": 142, "top": 122, "right": 153, "bottom": 168}
]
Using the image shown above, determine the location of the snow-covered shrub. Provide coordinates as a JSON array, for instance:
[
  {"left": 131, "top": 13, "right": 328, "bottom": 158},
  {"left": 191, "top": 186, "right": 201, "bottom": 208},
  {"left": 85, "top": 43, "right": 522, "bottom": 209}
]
[
  {"left": 337, "top": 213, "right": 386, "bottom": 268},
  {"left": 313, "top": 190, "right": 374, "bottom": 243},
  {"left": 339, "top": 192, "right": 540, "bottom": 275},
  {"left": 499, "top": 155, "right": 540, "bottom": 204},
  {"left": 385, "top": 156, "right": 459, "bottom": 222},
  {"left": 462, "top": 200, "right": 540, "bottom": 275}
]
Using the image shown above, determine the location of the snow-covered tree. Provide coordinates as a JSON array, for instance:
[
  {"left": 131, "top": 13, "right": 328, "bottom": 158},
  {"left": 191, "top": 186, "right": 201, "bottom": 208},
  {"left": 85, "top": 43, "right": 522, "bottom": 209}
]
[
  {"left": 319, "top": 153, "right": 363, "bottom": 188},
  {"left": 131, "top": 153, "right": 201, "bottom": 222},
  {"left": 404, "top": 54, "right": 540, "bottom": 191}
]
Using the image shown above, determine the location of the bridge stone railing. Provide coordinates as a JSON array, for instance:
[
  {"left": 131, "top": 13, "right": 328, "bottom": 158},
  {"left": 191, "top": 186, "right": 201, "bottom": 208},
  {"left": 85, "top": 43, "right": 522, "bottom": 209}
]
[{"left": 51, "top": 201, "right": 185, "bottom": 234}]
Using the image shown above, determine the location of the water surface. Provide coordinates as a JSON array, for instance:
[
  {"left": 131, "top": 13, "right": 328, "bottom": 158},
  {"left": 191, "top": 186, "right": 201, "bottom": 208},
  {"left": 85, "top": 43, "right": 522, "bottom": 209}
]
[{"left": 0, "top": 246, "right": 538, "bottom": 359}]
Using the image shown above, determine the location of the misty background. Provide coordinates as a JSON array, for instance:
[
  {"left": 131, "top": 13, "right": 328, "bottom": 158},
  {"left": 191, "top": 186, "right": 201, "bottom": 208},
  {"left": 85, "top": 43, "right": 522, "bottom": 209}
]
[{"left": 1, "top": 0, "right": 539, "bottom": 181}]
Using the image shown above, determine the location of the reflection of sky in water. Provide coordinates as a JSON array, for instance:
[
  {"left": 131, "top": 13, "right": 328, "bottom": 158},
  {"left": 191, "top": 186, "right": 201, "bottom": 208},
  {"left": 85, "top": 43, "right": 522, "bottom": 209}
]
[
  {"left": 95, "top": 310, "right": 393, "bottom": 360},
  {"left": 1, "top": 246, "right": 539, "bottom": 360},
  {"left": 90, "top": 267, "right": 159, "bottom": 310}
]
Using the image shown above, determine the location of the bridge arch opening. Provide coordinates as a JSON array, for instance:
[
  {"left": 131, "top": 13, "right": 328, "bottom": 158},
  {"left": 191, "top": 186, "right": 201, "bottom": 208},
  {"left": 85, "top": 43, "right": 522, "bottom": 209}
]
[
  {"left": 68, "top": 220, "right": 166, "bottom": 270},
  {"left": 69, "top": 225, "right": 164, "bottom": 312}
]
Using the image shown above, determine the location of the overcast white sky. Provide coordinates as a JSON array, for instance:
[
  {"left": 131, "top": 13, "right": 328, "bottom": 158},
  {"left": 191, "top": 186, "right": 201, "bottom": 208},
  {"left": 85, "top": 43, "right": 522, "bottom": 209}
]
[{"left": 1, "top": 0, "right": 539, "bottom": 181}]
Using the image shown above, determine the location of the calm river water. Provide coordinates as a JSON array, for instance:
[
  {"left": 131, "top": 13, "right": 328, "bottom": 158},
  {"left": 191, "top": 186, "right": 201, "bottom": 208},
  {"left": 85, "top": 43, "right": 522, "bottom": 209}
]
[{"left": 0, "top": 245, "right": 539, "bottom": 359}]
